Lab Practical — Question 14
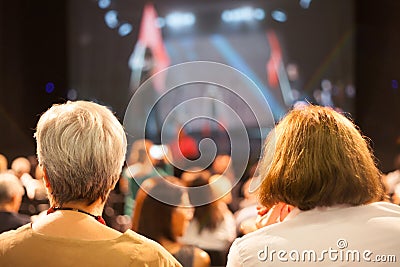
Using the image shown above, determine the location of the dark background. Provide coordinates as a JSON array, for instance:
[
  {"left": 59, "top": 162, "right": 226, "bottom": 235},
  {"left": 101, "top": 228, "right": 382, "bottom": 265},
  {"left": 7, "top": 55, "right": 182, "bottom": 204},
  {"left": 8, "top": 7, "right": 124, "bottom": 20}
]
[{"left": 0, "top": 0, "right": 399, "bottom": 172}]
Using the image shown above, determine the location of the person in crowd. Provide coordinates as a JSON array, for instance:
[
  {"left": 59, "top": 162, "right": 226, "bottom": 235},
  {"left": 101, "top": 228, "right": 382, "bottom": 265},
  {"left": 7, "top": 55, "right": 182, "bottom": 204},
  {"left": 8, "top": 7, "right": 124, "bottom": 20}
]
[
  {"left": 11, "top": 157, "right": 38, "bottom": 200},
  {"left": 122, "top": 139, "right": 174, "bottom": 217},
  {"left": 382, "top": 153, "right": 400, "bottom": 204},
  {"left": 169, "top": 128, "right": 199, "bottom": 177},
  {"left": 210, "top": 154, "right": 241, "bottom": 212},
  {"left": 0, "top": 100, "right": 181, "bottom": 267},
  {"left": 10, "top": 156, "right": 49, "bottom": 215},
  {"left": 209, "top": 174, "right": 233, "bottom": 206},
  {"left": 181, "top": 176, "right": 236, "bottom": 266},
  {"left": 227, "top": 105, "right": 400, "bottom": 266},
  {"left": 132, "top": 176, "right": 210, "bottom": 267},
  {"left": 180, "top": 167, "right": 211, "bottom": 185},
  {"left": 10, "top": 157, "right": 31, "bottom": 178},
  {"left": 0, "top": 154, "right": 7, "bottom": 173},
  {"left": 233, "top": 176, "right": 260, "bottom": 236},
  {"left": 0, "top": 173, "right": 31, "bottom": 234}
]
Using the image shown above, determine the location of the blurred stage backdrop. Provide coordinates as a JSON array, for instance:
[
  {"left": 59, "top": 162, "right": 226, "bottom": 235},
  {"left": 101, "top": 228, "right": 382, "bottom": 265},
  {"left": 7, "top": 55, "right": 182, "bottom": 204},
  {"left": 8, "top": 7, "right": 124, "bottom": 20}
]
[{"left": 0, "top": 0, "right": 399, "bottom": 171}]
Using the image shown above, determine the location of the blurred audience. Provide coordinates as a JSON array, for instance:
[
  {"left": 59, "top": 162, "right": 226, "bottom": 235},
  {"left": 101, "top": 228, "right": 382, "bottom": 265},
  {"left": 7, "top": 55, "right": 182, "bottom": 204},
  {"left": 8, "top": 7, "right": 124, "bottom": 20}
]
[
  {"left": 122, "top": 139, "right": 174, "bottom": 217},
  {"left": 210, "top": 154, "right": 241, "bottom": 212},
  {"left": 169, "top": 128, "right": 199, "bottom": 177},
  {"left": 0, "top": 173, "right": 31, "bottom": 234},
  {"left": 383, "top": 153, "right": 400, "bottom": 204},
  {"left": 132, "top": 177, "right": 210, "bottom": 267},
  {"left": 233, "top": 177, "right": 259, "bottom": 236},
  {"left": 0, "top": 154, "right": 8, "bottom": 173},
  {"left": 181, "top": 175, "right": 236, "bottom": 266},
  {"left": 181, "top": 167, "right": 211, "bottom": 185},
  {"left": 10, "top": 157, "right": 49, "bottom": 216}
]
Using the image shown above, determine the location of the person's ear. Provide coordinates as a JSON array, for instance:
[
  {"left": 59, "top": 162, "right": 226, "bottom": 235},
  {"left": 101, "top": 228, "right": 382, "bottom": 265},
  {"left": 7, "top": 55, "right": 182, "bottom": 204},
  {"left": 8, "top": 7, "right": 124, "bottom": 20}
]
[{"left": 42, "top": 166, "right": 51, "bottom": 189}]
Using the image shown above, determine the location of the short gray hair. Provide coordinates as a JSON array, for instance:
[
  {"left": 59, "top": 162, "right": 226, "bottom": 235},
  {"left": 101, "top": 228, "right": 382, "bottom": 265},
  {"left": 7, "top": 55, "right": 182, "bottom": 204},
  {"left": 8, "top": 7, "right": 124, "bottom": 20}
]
[
  {"left": 0, "top": 173, "right": 24, "bottom": 204},
  {"left": 35, "top": 101, "right": 127, "bottom": 206}
]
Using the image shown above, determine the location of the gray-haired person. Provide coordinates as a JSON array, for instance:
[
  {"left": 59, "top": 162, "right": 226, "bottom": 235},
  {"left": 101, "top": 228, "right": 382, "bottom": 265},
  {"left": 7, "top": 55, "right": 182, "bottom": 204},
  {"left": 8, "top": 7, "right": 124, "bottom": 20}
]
[{"left": 0, "top": 101, "right": 181, "bottom": 267}]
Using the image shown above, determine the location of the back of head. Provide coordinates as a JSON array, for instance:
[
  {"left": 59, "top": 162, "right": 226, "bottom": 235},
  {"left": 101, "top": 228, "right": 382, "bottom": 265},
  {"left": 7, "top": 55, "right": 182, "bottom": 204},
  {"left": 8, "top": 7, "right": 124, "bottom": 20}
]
[
  {"left": 259, "top": 105, "right": 384, "bottom": 211},
  {"left": 212, "top": 154, "right": 232, "bottom": 175},
  {"left": 0, "top": 173, "right": 24, "bottom": 205},
  {"left": 188, "top": 176, "right": 224, "bottom": 232},
  {"left": 209, "top": 174, "right": 232, "bottom": 204},
  {"left": 35, "top": 101, "right": 127, "bottom": 206},
  {"left": 181, "top": 167, "right": 211, "bottom": 185},
  {"left": 0, "top": 154, "right": 8, "bottom": 173},
  {"left": 394, "top": 153, "right": 400, "bottom": 170},
  {"left": 11, "top": 157, "right": 31, "bottom": 177},
  {"left": 127, "top": 139, "right": 153, "bottom": 166},
  {"left": 133, "top": 177, "right": 185, "bottom": 242}
]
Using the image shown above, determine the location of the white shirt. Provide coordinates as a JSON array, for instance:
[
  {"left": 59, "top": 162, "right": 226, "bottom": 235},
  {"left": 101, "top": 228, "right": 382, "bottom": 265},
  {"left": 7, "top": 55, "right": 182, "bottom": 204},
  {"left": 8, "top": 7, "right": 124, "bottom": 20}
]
[
  {"left": 180, "top": 205, "right": 237, "bottom": 251},
  {"left": 227, "top": 202, "right": 400, "bottom": 266}
]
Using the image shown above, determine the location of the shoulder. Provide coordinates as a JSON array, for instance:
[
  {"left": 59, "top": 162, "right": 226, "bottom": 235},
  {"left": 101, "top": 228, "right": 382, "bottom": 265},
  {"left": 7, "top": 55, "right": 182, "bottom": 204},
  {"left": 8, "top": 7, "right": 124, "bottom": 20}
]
[
  {"left": 192, "top": 246, "right": 210, "bottom": 267},
  {"left": 0, "top": 224, "right": 32, "bottom": 254},
  {"left": 365, "top": 201, "right": 400, "bottom": 212},
  {"left": 227, "top": 221, "right": 293, "bottom": 266},
  {"left": 0, "top": 223, "right": 31, "bottom": 239},
  {"left": 121, "top": 230, "right": 182, "bottom": 266}
]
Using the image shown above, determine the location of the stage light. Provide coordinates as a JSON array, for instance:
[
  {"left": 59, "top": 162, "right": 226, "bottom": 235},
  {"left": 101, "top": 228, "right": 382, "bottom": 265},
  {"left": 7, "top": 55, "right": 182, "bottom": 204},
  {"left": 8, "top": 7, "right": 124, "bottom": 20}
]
[
  {"left": 271, "top": 10, "right": 287, "bottom": 22},
  {"left": 299, "top": 0, "right": 312, "bottom": 9},
  {"left": 45, "top": 82, "right": 55, "bottom": 94},
  {"left": 118, "top": 23, "right": 132, "bottom": 36},
  {"left": 67, "top": 89, "right": 78, "bottom": 100},
  {"left": 253, "top": 8, "right": 265, "bottom": 20},
  {"left": 165, "top": 12, "right": 195, "bottom": 28},
  {"left": 98, "top": 0, "right": 111, "bottom": 9},
  {"left": 232, "top": 7, "right": 253, "bottom": 21},
  {"left": 345, "top": 85, "right": 356, "bottom": 98},
  {"left": 155, "top": 17, "right": 166, "bottom": 28},
  {"left": 221, "top": 11, "right": 232, "bottom": 22},
  {"left": 105, "top": 10, "right": 119, "bottom": 29},
  {"left": 392, "top": 80, "right": 398, "bottom": 89},
  {"left": 321, "top": 79, "right": 332, "bottom": 91},
  {"left": 221, "top": 6, "right": 265, "bottom": 23}
]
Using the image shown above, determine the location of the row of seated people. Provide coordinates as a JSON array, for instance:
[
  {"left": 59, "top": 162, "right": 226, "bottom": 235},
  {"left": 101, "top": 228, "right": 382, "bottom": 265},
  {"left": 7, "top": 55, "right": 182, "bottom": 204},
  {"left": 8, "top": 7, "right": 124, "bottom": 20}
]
[
  {"left": 2, "top": 147, "right": 400, "bottom": 266},
  {"left": 0, "top": 155, "right": 49, "bottom": 234},
  {"left": 1, "top": 102, "right": 400, "bottom": 267},
  {"left": 0, "top": 149, "right": 243, "bottom": 267}
]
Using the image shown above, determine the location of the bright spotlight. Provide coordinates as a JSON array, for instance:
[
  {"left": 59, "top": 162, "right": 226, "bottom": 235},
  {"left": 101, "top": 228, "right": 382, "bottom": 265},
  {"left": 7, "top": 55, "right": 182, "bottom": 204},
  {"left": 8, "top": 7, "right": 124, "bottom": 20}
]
[
  {"left": 98, "top": 0, "right": 111, "bottom": 9},
  {"left": 105, "top": 10, "right": 119, "bottom": 29},
  {"left": 253, "top": 8, "right": 265, "bottom": 20},
  {"left": 166, "top": 12, "right": 196, "bottom": 28},
  {"left": 221, "top": 6, "right": 265, "bottom": 23},
  {"left": 271, "top": 10, "right": 287, "bottom": 22},
  {"left": 155, "top": 17, "right": 166, "bottom": 28},
  {"left": 118, "top": 23, "right": 132, "bottom": 36},
  {"left": 299, "top": 0, "right": 312, "bottom": 9}
]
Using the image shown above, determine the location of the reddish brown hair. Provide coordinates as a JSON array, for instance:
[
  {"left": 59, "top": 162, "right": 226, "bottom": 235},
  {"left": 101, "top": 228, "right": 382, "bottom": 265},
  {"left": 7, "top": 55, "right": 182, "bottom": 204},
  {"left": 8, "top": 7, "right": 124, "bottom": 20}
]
[{"left": 258, "top": 105, "right": 384, "bottom": 211}]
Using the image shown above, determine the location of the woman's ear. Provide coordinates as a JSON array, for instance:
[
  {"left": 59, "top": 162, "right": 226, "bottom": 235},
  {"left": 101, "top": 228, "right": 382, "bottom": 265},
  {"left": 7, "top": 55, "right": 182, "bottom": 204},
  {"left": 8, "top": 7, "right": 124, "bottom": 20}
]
[{"left": 279, "top": 204, "right": 295, "bottom": 222}]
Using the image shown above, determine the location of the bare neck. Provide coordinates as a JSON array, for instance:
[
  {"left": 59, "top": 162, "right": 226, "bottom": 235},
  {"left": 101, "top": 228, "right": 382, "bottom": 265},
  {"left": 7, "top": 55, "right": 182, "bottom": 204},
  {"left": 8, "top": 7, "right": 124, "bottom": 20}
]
[
  {"left": 32, "top": 198, "right": 121, "bottom": 240},
  {"left": 56, "top": 199, "right": 105, "bottom": 216}
]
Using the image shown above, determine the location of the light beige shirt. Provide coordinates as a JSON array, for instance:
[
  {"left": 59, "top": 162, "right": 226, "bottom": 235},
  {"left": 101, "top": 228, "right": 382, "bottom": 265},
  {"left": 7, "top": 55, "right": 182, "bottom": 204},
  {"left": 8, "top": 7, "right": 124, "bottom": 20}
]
[{"left": 0, "top": 224, "right": 182, "bottom": 267}]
